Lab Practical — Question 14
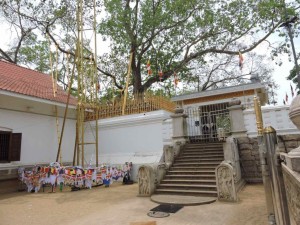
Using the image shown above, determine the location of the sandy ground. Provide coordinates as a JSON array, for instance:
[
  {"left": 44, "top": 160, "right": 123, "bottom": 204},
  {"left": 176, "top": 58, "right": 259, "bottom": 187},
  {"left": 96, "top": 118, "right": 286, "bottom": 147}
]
[{"left": 0, "top": 179, "right": 269, "bottom": 225}]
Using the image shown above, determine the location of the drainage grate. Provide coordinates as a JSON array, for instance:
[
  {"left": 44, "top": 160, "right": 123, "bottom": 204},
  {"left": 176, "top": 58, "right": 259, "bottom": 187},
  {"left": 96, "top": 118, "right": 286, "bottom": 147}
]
[
  {"left": 150, "top": 204, "right": 183, "bottom": 214},
  {"left": 147, "top": 211, "right": 169, "bottom": 218}
]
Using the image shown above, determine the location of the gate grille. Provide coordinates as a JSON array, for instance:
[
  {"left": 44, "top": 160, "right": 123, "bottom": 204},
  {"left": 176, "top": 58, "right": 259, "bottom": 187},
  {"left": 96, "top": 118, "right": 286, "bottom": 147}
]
[{"left": 185, "top": 103, "right": 230, "bottom": 143}]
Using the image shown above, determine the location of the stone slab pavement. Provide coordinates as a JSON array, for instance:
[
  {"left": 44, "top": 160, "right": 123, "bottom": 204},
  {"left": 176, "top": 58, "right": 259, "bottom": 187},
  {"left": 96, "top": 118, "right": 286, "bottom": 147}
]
[{"left": 0, "top": 179, "right": 269, "bottom": 225}]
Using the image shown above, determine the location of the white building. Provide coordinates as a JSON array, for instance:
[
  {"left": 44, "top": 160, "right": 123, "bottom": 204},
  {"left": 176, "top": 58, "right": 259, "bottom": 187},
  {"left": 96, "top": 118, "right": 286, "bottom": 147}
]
[
  {"left": 0, "top": 60, "right": 77, "bottom": 179},
  {"left": 0, "top": 60, "right": 173, "bottom": 180}
]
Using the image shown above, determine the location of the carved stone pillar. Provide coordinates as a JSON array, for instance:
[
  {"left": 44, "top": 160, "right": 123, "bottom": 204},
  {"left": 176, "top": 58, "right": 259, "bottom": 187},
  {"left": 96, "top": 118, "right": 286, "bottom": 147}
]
[
  {"left": 228, "top": 99, "right": 247, "bottom": 138},
  {"left": 171, "top": 107, "right": 188, "bottom": 144},
  {"left": 163, "top": 145, "right": 175, "bottom": 169},
  {"left": 216, "top": 162, "right": 237, "bottom": 202},
  {"left": 138, "top": 165, "right": 155, "bottom": 196},
  {"left": 222, "top": 137, "right": 244, "bottom": 191},
  {"left": 138, "top": 164, "right": 167, "bottom": 197}
]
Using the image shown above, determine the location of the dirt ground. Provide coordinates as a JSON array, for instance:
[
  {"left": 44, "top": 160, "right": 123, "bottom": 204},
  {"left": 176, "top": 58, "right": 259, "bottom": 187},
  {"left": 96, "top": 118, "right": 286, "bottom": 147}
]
[{"left": 0, "top": 179, "right": 270, "bottom": 225}]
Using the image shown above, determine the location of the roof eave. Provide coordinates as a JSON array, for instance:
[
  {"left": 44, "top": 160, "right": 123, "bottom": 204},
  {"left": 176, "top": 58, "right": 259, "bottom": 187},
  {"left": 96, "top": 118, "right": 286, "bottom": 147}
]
[{"left": 0, "top": 89, "right": 77, "bottom": 109}]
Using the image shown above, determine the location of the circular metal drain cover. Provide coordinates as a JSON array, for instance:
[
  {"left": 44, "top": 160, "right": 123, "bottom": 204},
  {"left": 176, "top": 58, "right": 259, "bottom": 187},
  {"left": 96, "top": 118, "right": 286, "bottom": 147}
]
[{"left": 147, "top": 211, "right": 170, "bottom": 218}]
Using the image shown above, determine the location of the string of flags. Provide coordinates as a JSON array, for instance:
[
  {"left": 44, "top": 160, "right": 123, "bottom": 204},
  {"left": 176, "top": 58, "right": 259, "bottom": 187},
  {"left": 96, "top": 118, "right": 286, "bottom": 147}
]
[
  {"left": 147, "top": 59, "right": 152, "bottom": 75},
  {"left": 283, "top": 84, "right": 295, "bottom": 105},
  {"left": 174, "top": 71, "right": 179, "bottom": 87},
  {"left": 146, "top": 59, "right": 179, "bottom": 87},
  {"left": 238, "top": 51, "right": 244, "bottom": 70},
  {"left": 158, "top": 64, "right": 163, "bottom": 81},
  {"left": 291, "top": 83, "right": 294, "bottom": 97}
]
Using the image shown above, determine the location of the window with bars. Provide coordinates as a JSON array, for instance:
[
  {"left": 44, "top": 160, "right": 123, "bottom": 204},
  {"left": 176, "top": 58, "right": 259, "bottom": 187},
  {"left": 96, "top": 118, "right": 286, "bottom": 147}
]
[{"left": 0, "top": 131, "right": 22, "bottom": 162}]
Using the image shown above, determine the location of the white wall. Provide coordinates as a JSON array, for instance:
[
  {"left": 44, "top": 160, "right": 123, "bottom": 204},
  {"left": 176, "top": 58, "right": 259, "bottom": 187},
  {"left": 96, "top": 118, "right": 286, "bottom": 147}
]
[
  {"left": 0, "top": 108, "right": 76, "bottom": 167},
  {"left": 84, "top": 110, "right": 173, "bottom": 166},
  {"left": 243, "top": 105, "right": 300, "bottom": 137}
]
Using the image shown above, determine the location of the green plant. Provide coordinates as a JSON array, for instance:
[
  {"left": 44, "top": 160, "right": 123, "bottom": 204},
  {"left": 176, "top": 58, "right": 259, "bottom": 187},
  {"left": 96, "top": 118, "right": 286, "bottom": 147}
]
[{"left": 216, "top": 115, "right": 231, "bottom": 133}]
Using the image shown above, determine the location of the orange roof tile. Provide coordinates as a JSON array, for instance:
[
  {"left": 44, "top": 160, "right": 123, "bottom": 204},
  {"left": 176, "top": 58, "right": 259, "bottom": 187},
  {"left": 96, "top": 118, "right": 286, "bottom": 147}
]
[{"left": 0, "top": 60, "right": 77, "bottom": 105}]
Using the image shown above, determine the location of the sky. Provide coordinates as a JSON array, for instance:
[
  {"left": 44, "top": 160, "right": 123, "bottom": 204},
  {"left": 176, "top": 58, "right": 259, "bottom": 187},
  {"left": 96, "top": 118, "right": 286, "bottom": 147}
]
[
  {"left": 254, "top": 33, "right": 300, "bottom": 106},
  {"left": 0, "top": 15, "right": 299, "bottom": 106}
]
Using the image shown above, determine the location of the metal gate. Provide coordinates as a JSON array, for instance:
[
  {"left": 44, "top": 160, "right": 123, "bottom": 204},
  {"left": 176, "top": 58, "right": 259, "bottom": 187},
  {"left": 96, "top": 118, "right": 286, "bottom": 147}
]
[{"left": 185, "top": 103, "right": 230, "bottom": 143}]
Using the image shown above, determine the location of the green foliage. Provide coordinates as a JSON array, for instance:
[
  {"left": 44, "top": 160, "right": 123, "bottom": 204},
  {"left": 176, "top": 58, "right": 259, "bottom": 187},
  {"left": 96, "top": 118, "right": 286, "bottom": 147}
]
[
  {"left": 287, "top": 55, "right": 300, "bottom": 92},
  {"left": 1, "top": 0, "right": 299, "bottom": 98},
  {"left": 18, "top": 35, "right": 51, "bottom": 73},
  {"left": 216, "top": 115, "right": 231, "bottom": 133},
  {"left": 98, "top": 0, "right": 297, "bottom": 94}
]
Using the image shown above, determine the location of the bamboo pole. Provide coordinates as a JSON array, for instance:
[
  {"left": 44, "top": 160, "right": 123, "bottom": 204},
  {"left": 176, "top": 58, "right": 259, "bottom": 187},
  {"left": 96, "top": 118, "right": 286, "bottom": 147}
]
[{"left": 93, "top": 0, "right": 99, "bottom": 167}]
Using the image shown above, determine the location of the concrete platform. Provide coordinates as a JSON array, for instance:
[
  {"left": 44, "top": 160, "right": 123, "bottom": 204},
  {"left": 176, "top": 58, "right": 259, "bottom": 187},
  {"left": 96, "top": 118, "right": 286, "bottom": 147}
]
[{"left": 151, "top": 194, "right": 216, "bottom": 206}]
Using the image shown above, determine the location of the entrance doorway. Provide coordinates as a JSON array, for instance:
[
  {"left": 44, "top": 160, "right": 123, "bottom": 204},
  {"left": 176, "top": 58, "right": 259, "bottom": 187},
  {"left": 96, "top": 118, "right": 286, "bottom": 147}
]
[{"left": 185, "top": 103, "right": 230, "bottom": 143}]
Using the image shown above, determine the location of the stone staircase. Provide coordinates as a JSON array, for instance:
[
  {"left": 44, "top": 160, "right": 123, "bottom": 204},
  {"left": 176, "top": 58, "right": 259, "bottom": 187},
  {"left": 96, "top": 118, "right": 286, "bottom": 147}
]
[{"left": 155, "top": 142, "right": 224, "bottom": 197}]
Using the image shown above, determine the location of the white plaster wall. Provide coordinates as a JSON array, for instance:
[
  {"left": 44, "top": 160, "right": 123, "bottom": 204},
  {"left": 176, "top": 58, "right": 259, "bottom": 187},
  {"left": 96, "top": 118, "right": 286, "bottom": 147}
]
[
  {"left": 243, "top": 105, "right": 300, "bottom": 137},
  {"left": 162, "top": 118, "right": 173, "bottom": 145},
  {"left": 84, "top": 110, "right": 172, "bottom": 166},
  {"left": 0, "top": 108, "right": 76, "bottom": 167}
]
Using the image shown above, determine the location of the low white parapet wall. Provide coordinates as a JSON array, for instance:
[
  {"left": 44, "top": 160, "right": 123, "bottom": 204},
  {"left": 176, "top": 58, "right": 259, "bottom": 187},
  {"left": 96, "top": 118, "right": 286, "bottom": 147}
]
[
  {"left": 84, "top": 110, "right": 173, "bottom": 181},
  {"left": 243, "top": 105, "right": 300, "bottom": 137}
]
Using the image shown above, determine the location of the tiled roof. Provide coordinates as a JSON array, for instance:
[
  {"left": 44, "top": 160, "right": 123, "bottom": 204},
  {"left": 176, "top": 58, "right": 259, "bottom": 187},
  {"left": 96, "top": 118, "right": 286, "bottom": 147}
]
[{"left": 0, "top": 60, "right": 77, "bottom": 105}]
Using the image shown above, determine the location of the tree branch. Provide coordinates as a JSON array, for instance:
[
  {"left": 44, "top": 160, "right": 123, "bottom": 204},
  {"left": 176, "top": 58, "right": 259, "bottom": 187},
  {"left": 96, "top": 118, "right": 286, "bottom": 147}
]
[{"left": 0, "top": 49, "right": 14, "bottom": 63}]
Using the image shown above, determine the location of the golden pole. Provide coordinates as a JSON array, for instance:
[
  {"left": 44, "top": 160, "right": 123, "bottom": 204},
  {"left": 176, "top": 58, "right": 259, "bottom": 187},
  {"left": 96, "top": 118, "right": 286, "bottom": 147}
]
[
  {"left": 93, "top": 0, "right": 99, "bottom": 167},
  {"left": 122, "top": 51, "right": 134, "bottom": 115},
  {"left": 253, "top": 96, "right": 264, "bottom": 136}
]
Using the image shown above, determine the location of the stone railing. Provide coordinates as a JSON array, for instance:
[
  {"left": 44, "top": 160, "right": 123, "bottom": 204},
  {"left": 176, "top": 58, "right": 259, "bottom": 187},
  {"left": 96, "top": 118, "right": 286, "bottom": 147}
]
[{"left": 280, "top": 158, "right": 300, "bottom": 224}]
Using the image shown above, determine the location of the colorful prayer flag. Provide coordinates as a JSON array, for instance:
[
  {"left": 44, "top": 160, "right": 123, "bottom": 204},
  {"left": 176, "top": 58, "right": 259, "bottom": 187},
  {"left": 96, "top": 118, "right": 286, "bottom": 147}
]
[
  {"left": 290, "top": 83, "right": 294, "bottom": 97},
  {"left": 146, "top": 59, "right": 152, "bottom": 75},
  {"left": 238, "top": 51, "right": 244, "bottom": 70},
  {"left": 174, "top": 71, "right": 179, "bottom": 87},
  {"left": 158, "top": 65, "right": 163, "bottom": 81}
]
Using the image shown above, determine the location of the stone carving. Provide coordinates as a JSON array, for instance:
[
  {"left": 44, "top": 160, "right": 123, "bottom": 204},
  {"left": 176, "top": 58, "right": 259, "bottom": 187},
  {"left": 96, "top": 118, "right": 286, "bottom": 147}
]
[
  {"left": 282, "top": 165, "right": 300, "bottom": 224},
  {"left": 216, "top": 162, "right": 237, "bottom": 202},
  {"left": 138, "top": 165, "right": 158, "bottom": 196},
  {"left": 138, "top": 166, "right": 150, "bottom": 196},
  {"left": 164, "top": 145, "right": 174, "bottom": 167},
  {"left": 155, "top": 163, "right": 166, "bottom": 185}
]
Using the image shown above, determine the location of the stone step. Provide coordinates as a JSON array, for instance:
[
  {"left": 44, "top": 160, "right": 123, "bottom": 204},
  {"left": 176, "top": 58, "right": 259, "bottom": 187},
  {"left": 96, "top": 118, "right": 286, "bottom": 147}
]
[
  {"left": 183, "top": 146, "right": 223, "bottom": 151},
  {"left": 152, "top": 143, "right": 223, "bottom": 199},
  {"left": 185, "top": 143, "right": 223, "bottom": 147},
  {"left": 177, "top": 154, "right": 224, "bottom": 159},
  {"left": 175, "top": 158, "right": 224, "bottom": 163},
  {"left": 160, "top": 179, "right": 216, "bottom": 185},
  {"left": 170, "top": 166, "right": 216, "bottom": 171},
  {"left": 155, "top": 189, "right": 217, "bottom": 197},
  {"left": 167, "top": 170, "right": 215, "bottom": 175},
  {"left": 178, "top": 154, "right": 223, "bottom": 158},
  {"left": 181, "top": 152, "right": 223, "bottom": 156},
  {"left": 182, "top": 148, "right": 223, "bottom": 152},
  {"left": 164, "top": 174, "right": 215, "bottom": 180},
  {"left": 158, "top": 183, "right": 217, "bottom": 190},
  {"left": 157, "top": 183, "right": 217, "bottom": 191},
  {"left": 173, "top": 162, "right": 221, "bottom": 167}
]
